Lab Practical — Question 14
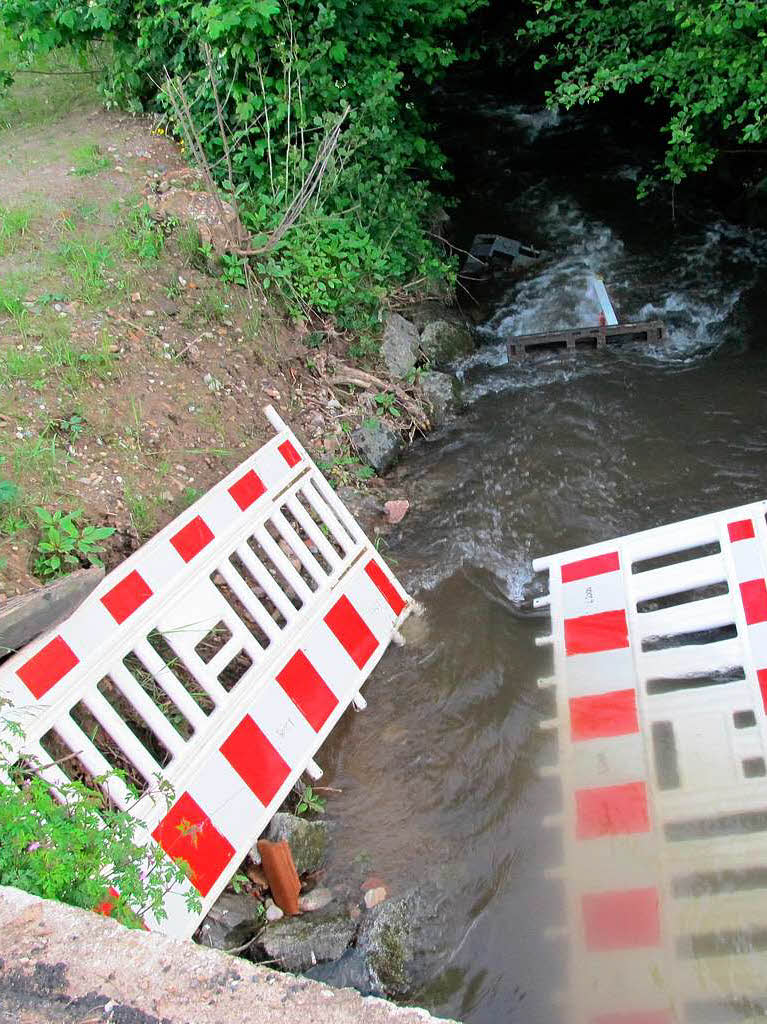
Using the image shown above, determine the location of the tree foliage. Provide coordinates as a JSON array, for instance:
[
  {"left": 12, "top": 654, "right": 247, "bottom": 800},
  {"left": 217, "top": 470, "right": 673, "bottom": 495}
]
[
  {"left": 524, "top": 0, "right": 767, "bottom": 184},
  {"left": 1, "top": 0, "right": 487, "bottom": 324}
]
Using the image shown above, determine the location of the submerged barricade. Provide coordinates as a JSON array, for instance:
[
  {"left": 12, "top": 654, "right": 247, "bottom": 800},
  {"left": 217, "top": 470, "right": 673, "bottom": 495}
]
[{"left": 533, "top": 500, "right": 767, "bottom": 1022}]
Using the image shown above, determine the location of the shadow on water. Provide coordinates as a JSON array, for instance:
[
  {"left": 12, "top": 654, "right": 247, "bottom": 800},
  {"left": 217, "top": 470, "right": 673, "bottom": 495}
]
[{"left": 317, "top": 82, "right": 767, "bottom": 1024}]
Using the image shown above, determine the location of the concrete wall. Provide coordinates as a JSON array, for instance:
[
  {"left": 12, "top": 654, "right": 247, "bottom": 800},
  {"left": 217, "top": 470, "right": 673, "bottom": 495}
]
[{"left": 0, "top": 885, "right": 458, "bottom": 1024}]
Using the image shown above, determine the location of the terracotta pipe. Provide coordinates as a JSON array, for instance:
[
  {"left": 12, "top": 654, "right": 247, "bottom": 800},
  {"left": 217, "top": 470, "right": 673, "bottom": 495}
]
[{"left": 257, "top": 839, "right": 300, "bottom": 915}]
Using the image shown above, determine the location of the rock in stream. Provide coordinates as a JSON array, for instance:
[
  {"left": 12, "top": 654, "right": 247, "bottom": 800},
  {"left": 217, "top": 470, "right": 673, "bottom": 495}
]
[{"left": 257, "top": 906, "right": 356, "bottom": 972}]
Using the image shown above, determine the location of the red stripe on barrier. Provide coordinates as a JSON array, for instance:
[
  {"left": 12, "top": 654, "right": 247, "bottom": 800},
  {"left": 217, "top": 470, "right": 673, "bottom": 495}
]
[
  {"left": 94, "top": 886, "right": 121, "bottom": 917},
  {"left": 728, "top": 519, "right": 755, "bottom": 542},
  {"left": 325, "top": 595, "right": 378, "bottom": 669},
  {"left": 576, "top": 781, "right": 650, "bottom": 839},
  {"left": 101, "top": 570, "right": 153, "bottom": 625},
  {"left": 758, "top": 669, "right": 767, "bottom": 715},
  {"left": 152, "top": 791, "right": 235, "bottom": 897},
  {"left": 740, "top": 579, "right": 767, "bottom": 625},
  {"left": 570, "top": 690, "right": 638, "bottom": 741},
  {"left": 582, "top": 887, "right": 660, "bottom": 951},
  {"left": 562, "top": 551, "right": 620, "bottom": 584},
  {"left": 220, "top": 714, "right": 290, "bottom": 806},
  {"left": 277, "top": 650, "right": 339, "bottom": 732},
  {"left": 592, "top": 1013, "right": 672, "bottom": 1024},
  {"left": 278, "top": 440, "right": 301, "bottom": 467},
  {"left": 565, "top": 609, "right": 629, "bottom": 656},
  {"left": 17, "top": 635, "right": 79, "bottom": 699},
  {"left": 365, "top": 559, "right": 406, "bottom": 616},
  {"left": 228, "top": 469, "right": 266, "bottom": 511},
  {"left": 171, "top": 516, "right": 214, "bottom": 563}
]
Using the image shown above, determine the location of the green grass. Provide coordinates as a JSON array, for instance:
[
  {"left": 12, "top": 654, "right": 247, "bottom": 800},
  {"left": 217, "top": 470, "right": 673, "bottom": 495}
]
[
  {"left": 6, "top": 434, "right": 66, "bottom": 488},
  {"left": 118, "top": 205, "right": 168, "bottom": 265},
  {"left": 71, "top": 142, "right": 112, "bottom": 177},
  {"left": 0, "top": 277, "right": 29, "bottom": 337},
  {"left": 0, "top": 32, "right": 101, "bottom": 133},
  {"left": 177, "top": 222, "right": 202, "bottom": 265},
  {"left": 55, "top": 238, "right": 115, "bottom": 303},
  {"left": 0, "top": 204, "right": 33, "bottom": 254},
  {"left": 0, "top": 318, "right": 117, "bottom": 392},
  {"left": 124, "top": 486, "right": 159, "bottom": 539}
]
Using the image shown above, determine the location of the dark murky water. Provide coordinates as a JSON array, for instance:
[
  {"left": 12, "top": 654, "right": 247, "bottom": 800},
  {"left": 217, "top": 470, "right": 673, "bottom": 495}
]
[{"left": 319, "top": 92, "right": 767, "bottom": 1023}]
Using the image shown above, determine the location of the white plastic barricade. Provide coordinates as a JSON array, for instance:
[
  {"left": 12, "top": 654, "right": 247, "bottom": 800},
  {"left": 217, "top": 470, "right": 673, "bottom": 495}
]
[
  {"left": 0, "top": 406, "right": 412, "bottom": 936},
  {"left": 533, "top": 499, "right": 767, "bottom": 1024}
]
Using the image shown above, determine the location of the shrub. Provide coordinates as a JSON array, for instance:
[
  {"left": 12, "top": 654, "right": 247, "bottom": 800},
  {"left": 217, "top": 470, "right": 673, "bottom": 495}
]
[
  {"left": 0, "top": 735, "right": 198, "bottom": 926},
  {"left": 0, "top": 0, "right": 483, "bottom": 321}
]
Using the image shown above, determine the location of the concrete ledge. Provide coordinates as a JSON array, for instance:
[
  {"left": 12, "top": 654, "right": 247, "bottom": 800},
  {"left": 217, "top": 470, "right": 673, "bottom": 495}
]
[{"left": 0, "top": 886, "right": 458, "bottom": 1024}]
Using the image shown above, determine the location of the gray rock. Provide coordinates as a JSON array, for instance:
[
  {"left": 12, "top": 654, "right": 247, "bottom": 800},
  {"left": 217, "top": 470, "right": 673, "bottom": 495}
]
[
  {"left": 265, "top": 813, "right": 329, "bottom": 876},
  {"left": 350, "top": 421, "right": 402, "bottom": 476},
  {"left": 304, "top": 948, "right": 379, "bottom": 996},
  {"left": 356, "top": 895, "right": 414, "bottom": 999},
  {"left": 259, "top": 906, "right": 356, "bottom": 972},
  {"left": 198, "top": 891, "right": 264, "bottom": 950},
  {"left": 298, "top": 887, "right": 333, "bottom": 913},
  {"left": 419, "top": 319, "right": 475, "bottom": 366},
  {"left": 265, "top": 901, "right": 284, "bottom": 922},
  {"left": 380, "top": 313, "right": 420, "bottom": 378},
  {"left": 420, "top": 370, "right": 462, "bottom": 426},
  {"left": 336, "top": 486, "right": 380, "bottom": 532}
]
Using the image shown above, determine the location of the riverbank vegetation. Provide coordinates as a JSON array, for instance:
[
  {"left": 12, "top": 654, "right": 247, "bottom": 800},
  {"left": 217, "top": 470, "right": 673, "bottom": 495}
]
[{"left": 1, "top": 0, "right": 489, "bottom": 330}]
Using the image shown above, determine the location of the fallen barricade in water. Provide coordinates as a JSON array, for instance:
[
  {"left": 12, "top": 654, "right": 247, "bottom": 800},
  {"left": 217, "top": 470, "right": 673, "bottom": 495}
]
[{"left": 533, "top": 498, "right": 767, "bottom": 1022}]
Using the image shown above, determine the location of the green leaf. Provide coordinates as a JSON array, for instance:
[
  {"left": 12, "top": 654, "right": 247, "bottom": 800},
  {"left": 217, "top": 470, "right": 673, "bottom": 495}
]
[{"left": 0, "top": 480, "right": 19, "bottom": 504}]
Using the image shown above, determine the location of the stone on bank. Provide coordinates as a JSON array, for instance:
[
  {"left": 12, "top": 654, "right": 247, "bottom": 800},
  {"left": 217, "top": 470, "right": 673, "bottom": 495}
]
[
  {"left": 258, "top": 905, "right": 357, "bottom": 972},
  {"left": 420, "top": 370, "right": 463, "bottom": 426},
  {"left": 351, "top": 421, "right": 403, "bottom": 476},
  {"left": 419, "top": 319, "right": 475, "bottom": 366},
  {"left": 380, "top": 313, "right": 421, "bottom": 378}
]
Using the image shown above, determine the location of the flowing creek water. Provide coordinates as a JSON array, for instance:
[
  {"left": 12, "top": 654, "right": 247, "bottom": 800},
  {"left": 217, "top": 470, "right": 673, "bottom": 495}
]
[{"left": 317, "top": 87, "right": 767, "bottom": 1023}]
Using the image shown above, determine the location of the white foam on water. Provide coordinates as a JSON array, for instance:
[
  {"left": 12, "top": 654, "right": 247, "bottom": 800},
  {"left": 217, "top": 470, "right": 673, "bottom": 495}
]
[{"left": 459, "top": 194, "right": 767, "bottom": 398}]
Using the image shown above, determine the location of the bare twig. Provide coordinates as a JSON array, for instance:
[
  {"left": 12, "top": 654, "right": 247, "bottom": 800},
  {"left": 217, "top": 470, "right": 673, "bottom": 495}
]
[
  {"left": 235, "top": 107, "right": 350, "bottom": 256},
  {"left": 161, "top": 56, "right": 348, "bottom": 260},
  {"left": 428, "top": 231, "right": 486, "bottom": 265},
  {"left": 203, "top": 45, "right": 237, "bottom": 210},
  {"left": 256, "top": 55, "right": 276, "bottom": 198}
]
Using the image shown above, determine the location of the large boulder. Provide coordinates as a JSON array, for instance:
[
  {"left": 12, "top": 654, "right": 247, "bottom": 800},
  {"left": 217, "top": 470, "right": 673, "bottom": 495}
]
[
  {"left": 265, "top": 813, "right": 329, "bottom": 876},
  {"left": 258, "top": 906, "right": 356, "bottom": 972},
  {"left": 355, "top": 884, "right": 448, "bottom": 1000},
  {"left": 198, "top": 891, "right": 264, "bottom": 951},
  {"left": 420, "top": 370, "right": 462, "bottom": 426},
  {"left": 351, "top": 421, "right": 403, "bottom": 476},
  {"left": 356, "top": 895, "right": 414, "bottom": 999},
  {"left": 419, "top": 320, "right": 475, "bottom": 366},
  {"left": 380, "top": 313, "right": 420, "bottom": 378}
]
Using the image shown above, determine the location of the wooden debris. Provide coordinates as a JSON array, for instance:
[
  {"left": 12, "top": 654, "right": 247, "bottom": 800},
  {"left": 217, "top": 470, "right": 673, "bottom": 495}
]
[
  {"left": 0, "top": 567, "right": 104, "bottom": 661},
  {"left": 256, "top": 839, "right": 300, "bottom": 916},
  {"left": 507, "top": 320, "right": 665, "bottom": 359}
]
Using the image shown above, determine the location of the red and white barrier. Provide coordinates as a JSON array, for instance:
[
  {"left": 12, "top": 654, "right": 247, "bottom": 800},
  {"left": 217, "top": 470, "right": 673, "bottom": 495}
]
[
  {"left": 534, "top": 500, "right": 767, "bottom": 1023},
  {"left": 0, "top": 407, "right": 412, "bottom": 937}
]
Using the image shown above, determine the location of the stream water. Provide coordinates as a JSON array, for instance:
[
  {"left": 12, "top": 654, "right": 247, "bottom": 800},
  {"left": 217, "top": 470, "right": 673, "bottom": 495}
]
[{"left": 319, "top": 86, "right": 767, "bottom": 1023}]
